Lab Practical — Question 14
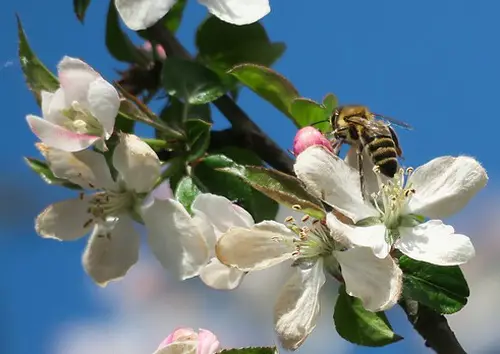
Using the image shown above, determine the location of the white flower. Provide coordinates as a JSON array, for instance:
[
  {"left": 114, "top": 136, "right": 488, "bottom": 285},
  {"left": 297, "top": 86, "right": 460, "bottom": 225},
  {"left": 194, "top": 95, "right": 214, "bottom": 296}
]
[
  {"left": 215, "top": 216, "right": 402, "bottom": 350},
  {"left": 141, "top": 193, "right": 251, "bottom": 289},
  {"left": 34, "top": 134, "right": 161, "bottom": 286},
  {"left": 115, "top": 0, "right": 270, "bottom": 31},
  {"left": 26, "top": 56, "right": 119, "bottom": 152},
  {"left": 295, "top": 146, "right": 488, "bottom": 266}
]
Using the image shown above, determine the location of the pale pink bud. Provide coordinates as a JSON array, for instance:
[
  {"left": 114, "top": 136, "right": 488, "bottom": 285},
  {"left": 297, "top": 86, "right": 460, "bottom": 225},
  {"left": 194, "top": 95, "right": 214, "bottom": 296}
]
[
  {"left": 293, "top": 126, "right": 333, "bottom": 156},
  {"left": 142, "top": 41, "right": 167, "bottom": 60},
  {"left": 157, "top": 328, "right": 220, "bottom": 354}
]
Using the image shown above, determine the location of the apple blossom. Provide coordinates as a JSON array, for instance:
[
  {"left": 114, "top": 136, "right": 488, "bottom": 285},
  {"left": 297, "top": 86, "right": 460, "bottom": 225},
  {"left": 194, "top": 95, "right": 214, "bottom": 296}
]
[
  {"left": 215, "top": 214, "right": 402, "bottom": 350},
  {"left": 115, "top": 0, "right": 270, "bottom": 31},
  {"left": 154, "top": 328, "right": 220, "bottom": 354},
  {"left": 142, "top": 193, "right": 252, "bottom": 289},
  {"left": 294, "top": 146, "right": 487, "bottom": 266},
  {"left": 26, "top": 56, "right": 119, "bottom": 152},
  {"left": 34, "top": 134, "right": 161, "bottom": 286},
  {"left": 292, "top": 126, "right": 333, "bottom": 156}
]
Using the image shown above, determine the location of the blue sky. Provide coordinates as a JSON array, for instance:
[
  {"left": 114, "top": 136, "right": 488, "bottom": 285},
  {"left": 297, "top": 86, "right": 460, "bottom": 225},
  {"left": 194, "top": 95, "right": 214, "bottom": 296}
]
[{"left": 1, "top": 0, "right": 499, "bottom": 353}]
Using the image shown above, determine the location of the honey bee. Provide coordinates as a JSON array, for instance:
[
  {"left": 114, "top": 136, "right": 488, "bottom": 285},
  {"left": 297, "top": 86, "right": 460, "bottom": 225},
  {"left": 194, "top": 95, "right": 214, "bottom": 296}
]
[{"left": 329, "top": 105, "right": 412, "bottom": 193}]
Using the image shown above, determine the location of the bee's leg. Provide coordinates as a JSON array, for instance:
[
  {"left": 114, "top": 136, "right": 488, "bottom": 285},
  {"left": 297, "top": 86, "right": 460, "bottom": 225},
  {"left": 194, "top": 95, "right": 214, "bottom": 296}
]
[
  {"left": 331, "top": 138, "right": 344, "bottom": 156},
  {"left": 357, "top": 146, "right": 366, "bottom": 200}
]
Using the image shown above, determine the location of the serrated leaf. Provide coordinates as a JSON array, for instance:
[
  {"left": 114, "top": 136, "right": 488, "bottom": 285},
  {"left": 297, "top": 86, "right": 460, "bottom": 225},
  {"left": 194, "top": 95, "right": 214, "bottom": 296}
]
[
  {"left": 228, "top": 64, "right": 299, "bottom": 120},
  {"left": 74, "top": 0, "right": 91, "bottom": 23},
  {"left": 334, "top": 285, "right": 403, "bottom": 347},
  {"left": 185, "top": 119, "right": 211, "bottom": 161},
  {"left": 220, "top": 347, "right": 278, "bottom": 354},
  {"left": 399, "top": 256, "right": 469, "bottom": 314},
  {"left": 25, "top": 157, "right": 82, "bottom": 190},
  {"left": 17, "top": 16, "right": 59, "bottom": 105},
  {"left": 217, "top": 165, "right": 325, "bottom": 219},
  {"left": 175, "top": 176, "right": 201, "bottom": 213},
  {"left": 162, "top": 58, "right": 227, "bottom": 104},
  {"left": 105, "top": 1, "right": 149, "bottom": 66},
  {"left": 290, "top": 98, "right": 330, "bottom": 132},
  {"left": 193, "top": 155, "right": 278, "bottom": 222},
  {"left": 196, "top": 16, "right": 286, "bottom": 71}
]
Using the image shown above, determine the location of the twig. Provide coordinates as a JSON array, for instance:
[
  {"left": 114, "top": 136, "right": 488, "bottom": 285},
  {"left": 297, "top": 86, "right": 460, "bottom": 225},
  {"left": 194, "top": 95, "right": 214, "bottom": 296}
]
[
  {"left": 146, "top": 23, "right": 294, "bottom": 174},
  {"left": 400, "top": 300, "right": 467, "bottom": 354}
]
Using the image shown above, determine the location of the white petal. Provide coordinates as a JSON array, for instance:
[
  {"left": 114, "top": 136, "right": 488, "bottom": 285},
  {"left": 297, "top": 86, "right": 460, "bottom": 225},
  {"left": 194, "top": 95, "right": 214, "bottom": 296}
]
[
  {"left": 38, "top": 144, "right": 115, "bottom": 190},
  {"left": 335, "top": 247, "right": 402, "bottom": 312},
  {"left": 87, "top": 78, "right": 119, "bottom": 139},
  {"left": 35, "top": 196, "right": 94, "bottom": 240},
  {"left": 199, "top": 0, "right": 270, "bottom": 25},
  {"left": 115, "top": 0, "right": 177, "bottom": 30},
  {"left": 406, "top": 156, "right": 488, "bottom": 219},
  {"left": 294, "top": 146, "right": 378, "bottom": 223},
  {"left": 27, "top": 115, "right": 100, "bottom": 152},
  {"left": 113, "top": 134, "right": 161, "bottom": 193},
  {"left": 396, "top": 220, "right": 475, "bottom": 266},
  {"left": 57, "top": 56, "right": 100, "bottom": 105},
  {"left": 216, "top": 221, "right": 296, "bottom": 272},
  {"left": 44, "top": 88, "right": 70, "bottom": 125},
  {"left": 153, "top": 341, "right": 198, "bottom": 354},
  {"left": 326, "top": 213, "right": 390, "bottom": 259},
  {"left": 274, "top": 259, "right": 325, "bottom": 350},
  {"left": 82, "top": 217, "right": 140, "bottom": 286},
  {"left": 41, "top": 90, "right": 54, "bottom": 119},
  {"left": 199, "top": 257, "right": 245, "bottom": 290},
  {"left": 192, "top": 193, "right": 254, "bottom": 239},
  {"left": 345, "top": 146, "right": 389, "bottom": 197},
  {"left": 142, "top": 198, "right": 209, "bottom": 279}
]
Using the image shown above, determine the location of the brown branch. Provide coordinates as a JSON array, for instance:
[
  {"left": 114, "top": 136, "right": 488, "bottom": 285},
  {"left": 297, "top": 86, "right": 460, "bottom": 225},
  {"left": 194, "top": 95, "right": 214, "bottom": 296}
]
[
  {"left": 146, "top": 23, "right": 294, "bottom": 175},
  {"left": 399, "top": 300, "right": 467, "bottom": 354}
]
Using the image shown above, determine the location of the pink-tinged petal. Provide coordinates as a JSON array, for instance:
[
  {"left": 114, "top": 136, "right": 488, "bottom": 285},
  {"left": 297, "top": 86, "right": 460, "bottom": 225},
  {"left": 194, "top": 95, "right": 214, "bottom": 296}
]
[
  {"left": 57, "top": 56, "right": 100, "bottom": 105},
  {"left": 199, "top": 257, "right": 246, "bottom": 290},
  {"left": 35, "top": 196, "right": 94, "bottom": 241},
  {"left": 158, "top": 328, "right": 197, "bottom": 349},
  {"left": 115, "top": 0, "right": 177, "bottom": 30},
  {"left": 154, "top": 341, "right": 197, "bottom": 354},
  {"left": 87, "top": 78, "right": 119, "bottom": 139},
  {"left": 199, "top": 0, "right": 270, "bottom": 25},
  {"left": 197, "top": 329, "right": 220, "bottom": 354},
  {"left": 397, "top": 220, "right": 475, "bottom": 266},
  {"left": 293, "top": 126, "right": 333, "bottom": 156},
  {"left": 82, "top": 217, "right": 140, "bottom": 286},
  {"left": 44, "top": 88, "right": 70, "bottom": 125},
  {"left": 27, "top": 115, "right": 100, "bottom": 152}
]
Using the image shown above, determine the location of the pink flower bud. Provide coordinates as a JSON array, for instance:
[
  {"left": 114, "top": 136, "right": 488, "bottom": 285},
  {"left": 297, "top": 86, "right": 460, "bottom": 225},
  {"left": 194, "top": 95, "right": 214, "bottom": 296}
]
[
  {"left": 142, "top": 41, "right": 167, "bottom": 60},
  {"left": 157, "top": 328, "right": 220, "bottom": 354},
  {"left": 293, "top": 126, "right": 333, "bottom": 156}
]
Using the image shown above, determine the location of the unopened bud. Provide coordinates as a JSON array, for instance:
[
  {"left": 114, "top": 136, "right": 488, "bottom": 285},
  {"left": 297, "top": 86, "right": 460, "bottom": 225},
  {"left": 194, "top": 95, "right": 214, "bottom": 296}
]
[
  {"left": 157, "top": 328, "right": 220, "bottom": 354},
  {"left": 293, "top": 126, "right": 333, "bottom": 156}
]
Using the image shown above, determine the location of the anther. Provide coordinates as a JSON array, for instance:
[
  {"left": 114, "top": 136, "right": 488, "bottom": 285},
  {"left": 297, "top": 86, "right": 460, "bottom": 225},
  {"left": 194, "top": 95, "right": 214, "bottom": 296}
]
[
  {"left": 301, "top": 215, "right": 310, "bottom": 222},
  {"left": 88, "top": 183, "right": 95, "bottom": 189},
  {"left": 372, "top": 165, "right": 381, "bottom": 174},
  {"left": 83, "top": 219, "right": 94, "bottom": 228},
  {"left": 284, "top": 216, "right": 295, "bottom": 223},
  {"left": 405, "top": 167, "right": 414, "bottom": 175},
  {"left": 79, "top": 192, "right": 85, "bottom": 200},
  {"left": 292, "top": 204, "right": 302, "bottom": 210}
]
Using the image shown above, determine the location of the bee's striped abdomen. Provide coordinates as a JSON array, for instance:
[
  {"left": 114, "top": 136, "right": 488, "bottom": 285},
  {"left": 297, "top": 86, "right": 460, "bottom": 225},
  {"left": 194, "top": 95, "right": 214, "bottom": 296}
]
[{"left": 361, "top": 134, "right": 398, "bottom": 178}]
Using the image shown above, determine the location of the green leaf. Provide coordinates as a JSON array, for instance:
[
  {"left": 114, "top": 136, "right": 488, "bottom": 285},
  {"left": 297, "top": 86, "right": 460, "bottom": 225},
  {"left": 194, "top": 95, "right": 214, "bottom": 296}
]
[
  {"left": 229, "top": 64, "right": 299, "bottom": 120},
  {"left": 185, "top": 119, "right": 211, "bottom": 161},
  {"left": 17, "top": 15, "right": 59, "bottom": 105},
  {"left": 322, "top": 93, "right": 338, "bottom": 114},
  {"left": 334, "top": 285, "right": 403, "bottom": 347},
  {"left": 25, "top": 157, "right": 82, "bottom": 190},
  {"left": 162, "top": 58, "right": 227, "bottom": 104},
  {"left": 163, "top": 0, "right": 186, "bottom": 33},
  {"left": 160, "top": 98, "right": 212, "bottom": 133},
  {"left": 175, "top": 176, "right": 201, "bottom": 213},
  {"left": 193, "top": 155, "right": 278, "bottom": 222},
  {"left": 196, "top": 16, "right": 286, "bottom": 71},
  {"left": 290, "top": 98, "right": 330, "bottom": 132},
  {"left": 399, "top": 256, "right": 469, "bottom": 314},
  {"left": 105, "top": 1, "right": 149, "bottom": 66},
  {"left": 220, "top": 347, "right": 278, "bottom": 354},
  {"left": 73, "top": 0, "right": 91, "bottom": 23},
  {"left": 218, "top": 165, "right": 325, "bottom": 219},
  {"left": 211, "top": 147, "right": 262, "bottom": 166}
]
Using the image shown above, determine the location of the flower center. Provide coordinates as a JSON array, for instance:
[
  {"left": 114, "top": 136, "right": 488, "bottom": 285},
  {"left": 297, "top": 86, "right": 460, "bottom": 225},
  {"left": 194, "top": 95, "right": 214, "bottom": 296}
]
[
  {"left": 62, "top": 101, "right": 103, "bottom": 136},
  {"left": 81, "top": 190, "right": 135, "bottom": 228}
]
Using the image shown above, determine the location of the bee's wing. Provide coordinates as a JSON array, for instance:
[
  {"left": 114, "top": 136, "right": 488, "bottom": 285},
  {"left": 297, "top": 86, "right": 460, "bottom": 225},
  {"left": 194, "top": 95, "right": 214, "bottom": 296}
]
[
  {"left": 344, "top": 115, "right": 391, "bottom": 135},
  {"left": 372, "top": 113, "right": 413, "bottom": 130}
]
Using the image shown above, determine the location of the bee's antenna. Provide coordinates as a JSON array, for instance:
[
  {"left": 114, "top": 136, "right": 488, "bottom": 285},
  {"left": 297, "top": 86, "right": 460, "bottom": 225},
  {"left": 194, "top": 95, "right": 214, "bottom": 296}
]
[{"left": 310, "top": 119, "right": 329, "bottom": 127}]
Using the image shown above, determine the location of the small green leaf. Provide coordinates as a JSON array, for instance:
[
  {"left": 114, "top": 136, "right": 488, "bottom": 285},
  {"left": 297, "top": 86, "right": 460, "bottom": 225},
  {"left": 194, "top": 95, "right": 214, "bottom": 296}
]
[
  {"left": 334, "top": 285, "right": 403, "bottom": 347},
  {"left": 211, "top": 147, "right": 262, "bottom": 166},
  {"left": 194, "top": 155, "right": 278, "bottom": 222},
  {"left": 160, "top": 98, "right": 211, "bottom": 133},
  {"left": 290, "top": 98, "right": 330, "bottom": 132},
  {"left": 162, "top": 58, "right": 227, "bottom": 104},
  {"left": 175, "top": 176, "right": 201, "bottom": 213},
  {"left": 322, "top": 93, "right": 338, "bottom": 114},
  {"left": 228, "top": 64, "right": 299, "bottom": 120},
  {"left": 185, "top": 119, "right": 211, "bottom": 161},
  {"left": 163, "top": 0, "right": 186, "bottom": 33},
  {"left": 105, "top": 2, "right": 149, "bottom": 66},
  {"left": 196, "top": 16, "right": 286, "bottom": 71},
  {"left": 25, "top": 157, "right": 82, "bottom": 190},
  {"left": 399, "top": 256, "right": 469, "bottom": 314},
  {"left": 73, "top": 0, "right": 91, "bottom": 23},
  {"left": 218, "top": 165, "right": 325, "bottom": 219},
  {"left": 220, "top": 347, "right": 278, "bottom": 354},
  {"left": 17, "top": 15, "right": 59, "bottom": 105}
]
